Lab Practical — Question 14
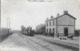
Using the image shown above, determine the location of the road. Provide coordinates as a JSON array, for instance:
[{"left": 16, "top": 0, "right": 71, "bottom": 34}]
[{"left": 0, "top": 33, "right": 76, "bottom": 51}]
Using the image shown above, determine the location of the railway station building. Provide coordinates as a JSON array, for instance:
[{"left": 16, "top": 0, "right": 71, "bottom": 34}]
[{"left": 45, "top": 11, "right": 76, "bottom": 37}]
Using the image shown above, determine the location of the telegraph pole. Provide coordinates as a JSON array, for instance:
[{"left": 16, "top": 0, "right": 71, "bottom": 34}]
[
  {"left": 7, "top": 18, "right": 8, "bottom": 28},
  {"left": 7, "top": 17, "right": 10, "bottom": 28},
  {"left": 7, "top": 17, "right": 10, "bottom": 34},
  {"left": 9, "top": 17, "right": 10, "bottom": 28}
]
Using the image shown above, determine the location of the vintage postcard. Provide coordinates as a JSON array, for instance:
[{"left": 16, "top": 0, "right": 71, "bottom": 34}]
[{"left": 0, "top": 0, "right": 80, "bottom": 51}]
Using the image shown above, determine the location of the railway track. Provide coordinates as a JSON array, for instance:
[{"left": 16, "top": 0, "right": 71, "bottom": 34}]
[
  {"left": 27, "top": 37, "right": 53, "bottom": 51},
  {"left": 19, "top": 34, "right": 74, "bottom": 51},
  {"left": 19, "top": 34, "right": 54, "bottom": 51}
]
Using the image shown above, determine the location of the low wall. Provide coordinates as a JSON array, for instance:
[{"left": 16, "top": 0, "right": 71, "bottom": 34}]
[
  {"left": 0, "top": 28, "right": 11, "bottom": 42},
  {"left": 0, "top": 28, "right": 9, "bottom": 33}
]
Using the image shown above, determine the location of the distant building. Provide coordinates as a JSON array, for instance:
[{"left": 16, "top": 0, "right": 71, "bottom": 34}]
[{"left": 45, "top": 11, "right": 76, "bottom": 37}]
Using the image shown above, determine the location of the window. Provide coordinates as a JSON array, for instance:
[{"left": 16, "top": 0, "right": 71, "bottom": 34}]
[
  {"left": 47, "top": 29, "right": 48, "bottom": 33},
  {"left": 47, "top": 22, "right": 48, "bottom": 27},
  {"left": 50, "top": 22, "right": 51, "bottom": 26},
  {"left": 53, "top": 21, "right": 54, "bottom": 26},
  {"left": 53, "top": 28, "right": 54, "bottom": 32},
  {"left": 49, "top": 28, "right": 51, "bottom": 33},
  {"left": 53, "top": 28, "right": 55, "bottom": 34}
]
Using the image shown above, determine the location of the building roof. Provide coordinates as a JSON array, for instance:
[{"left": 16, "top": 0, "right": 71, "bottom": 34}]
[{"left": 46, "top": 12, "right": 76, "bottom": 22}]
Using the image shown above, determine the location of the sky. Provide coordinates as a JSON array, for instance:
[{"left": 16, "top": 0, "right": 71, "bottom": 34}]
[{"left": 1, "top": 0, "right": 80, "bottom": 30}]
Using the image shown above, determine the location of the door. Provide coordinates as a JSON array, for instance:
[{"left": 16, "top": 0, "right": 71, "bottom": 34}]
[
  {"left": 64, "top": 28, "right": 68, "bottom": 36},
  {"left": 53, "top": 28, "right": 54, "bottom": 36}
]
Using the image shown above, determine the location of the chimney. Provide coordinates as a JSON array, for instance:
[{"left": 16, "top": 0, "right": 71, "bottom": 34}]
[
  {"left": 50, "top": 15, "right": 54, "bottom": 19},
  {"left": 46, "top": 18, "right": 49, "bottom": 21},
  {"left": 57, "top": 13, "right": 60, "bottom": 17},
  {"left": 64, "top": 10, "right": 68, "bottom": 14}
]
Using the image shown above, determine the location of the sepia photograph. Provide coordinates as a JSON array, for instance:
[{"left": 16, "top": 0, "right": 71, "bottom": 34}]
[{"left": 0, "top": 0, "right": 80, "bottom": 51}]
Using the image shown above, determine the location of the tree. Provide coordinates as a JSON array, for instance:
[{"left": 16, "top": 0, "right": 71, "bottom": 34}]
[
  {"left": 25, "top": 26, "right": 32, "bottom": 33},
  {"left": 25, "top": 26, "right": 34, "bottom": 36},
  {"left": 21, "top": 26, "right": 25, "bottom": 33},
  {"left": 36, "top": 24, "right": 45, "bottom": 34}
]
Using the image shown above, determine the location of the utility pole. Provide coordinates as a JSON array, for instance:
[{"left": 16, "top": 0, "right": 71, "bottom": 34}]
[
  {"left": 7, "top": 17, "right": 10, "bottom": 34},
  {"left": 7, "top": 17, "right": 10, "bottom": 28},
  {"left": 9, "top": 17, "right": 10, "bottom": 28},
  {"left": 7, "top": 18, "right": 8, "bottom": 28}
]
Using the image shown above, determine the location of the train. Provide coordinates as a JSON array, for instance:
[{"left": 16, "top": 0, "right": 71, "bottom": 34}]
[{"left": 21, "top": 29, "right": 34, "bottom": 36}]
